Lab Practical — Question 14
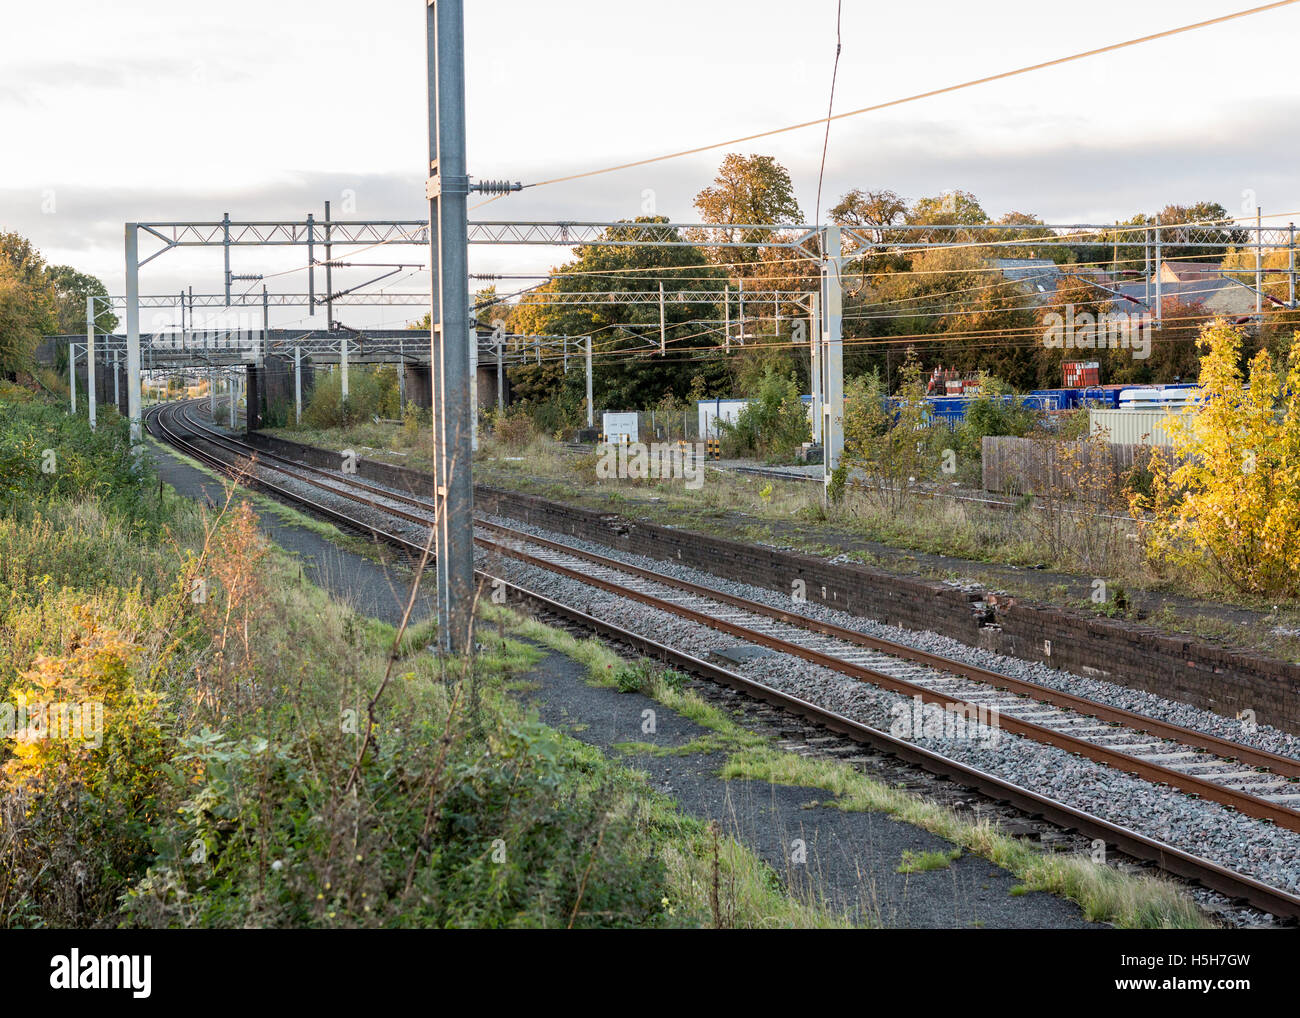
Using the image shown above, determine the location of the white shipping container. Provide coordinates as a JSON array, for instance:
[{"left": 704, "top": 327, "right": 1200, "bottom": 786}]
[
  {"left": 697, "top": 396, "right": 818, "bottom": 441},
  {"left": 602, "top": 411, "right": 639, "bottom": 443},
  {"left": 1089, "top": 408, "right": 1180, "bottom": 447},
  {"left": 696, "top": 399, "right": 751, "bottom": 440}
]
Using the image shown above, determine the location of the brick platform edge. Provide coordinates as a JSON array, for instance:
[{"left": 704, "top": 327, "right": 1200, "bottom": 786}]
[{"left": 243, "top": 430, "right": 1300, "bottom": 735}]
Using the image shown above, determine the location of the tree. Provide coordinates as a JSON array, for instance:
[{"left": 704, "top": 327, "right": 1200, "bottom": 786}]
[
  {"left": 831, "top": 188, "right": 906, "bottom": 245},
  {"left": 1135, "top": 321, "right": 1300, "bottom": 597},
  {"left": 692, "top": 154, "right": 808, "bottom": 282},
  {"left": 842, "top": 349, "right": 938, "bottom": 511},
  {"left": 694, "top": 154, "right": 804, "bottom": 236},
  {"left": 506, "top": 218, "right": 731, "bottom": 414},
  {"left": 907, "top": 190, "right": 989, "bottom": 227},
  {"left": 692, "top": 155, "right": 822, "bottom": 392},
  {"left": 0, "top": 230, "right": 49, "bottom": 287},
  {"left": 0, "top": 232, "right": 117, "bottom": 377},
  {"left": 0, "top": 259, "right": 55, "bottom": 377},
  {"left": 46, "top": 265, "right": 118, "bottom": 335}
]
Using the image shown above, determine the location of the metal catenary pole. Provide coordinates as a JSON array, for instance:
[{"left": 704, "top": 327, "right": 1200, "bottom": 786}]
[
  {"left": 124, "top": 223, "right": 143, "bottom": 442},
  {"left": 427, "top": 0, "right": 474, "bottom": 653},
  {"left": 469, "top": 321, "right": 479, "bottom": 453},
  {"left": 810, "top": 289, "right": 822, "bottom": 444},
  {"left": 658, "top": 281, "right": 666, "bottom": 355},
  {"left": 1256, "top": 206, "right": 1264, "bottom": 319},
  {"left": 85, "top": 296, "right": 96, "bottom": 430},
  {"left": 325, "top": 200, "right": 335, "bottom": 330},
  {"left": 585, "top": 335, "right": 593, "bottom": 427},
  {"left": 1154, "top": 218, "right": 1162, "bottom": 327},
  {"left": 821, "top": 225, "right": 844, "bottom": 486},
  {"left": 1290, "top": 223, "right": 1296, "bottom": 309},
  {"left": 340, "top": 334, "right": 349, "bottom": 402},
  {"left": 496, "top": 338, "right": 504, "bottom": 411}
]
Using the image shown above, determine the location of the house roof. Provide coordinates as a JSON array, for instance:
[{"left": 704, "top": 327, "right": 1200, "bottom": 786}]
[
  {"left": 1110, "top": 275, "right": 1259, "bottom": 316},
  {"left": 993, "top": 258, "right": 1063, "bottom": 301}
]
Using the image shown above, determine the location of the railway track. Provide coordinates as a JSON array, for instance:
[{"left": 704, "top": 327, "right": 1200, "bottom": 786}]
[{"left": 146, "top": 399, "right": 1300, "bottom": 919}]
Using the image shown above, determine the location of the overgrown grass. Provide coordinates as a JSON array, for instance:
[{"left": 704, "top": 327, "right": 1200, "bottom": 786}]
[
  {"left": 897, "top": 848, "right": 962, "bottom": 874},
  {"left": 500, "top": 608, "right": 1213, "bottom": 929},
  {"left": 3, "top": 392, "right": 867, "bottom": 929},
  {"left": 725, "top": 749, "right": 1211, "bottom": 929}
]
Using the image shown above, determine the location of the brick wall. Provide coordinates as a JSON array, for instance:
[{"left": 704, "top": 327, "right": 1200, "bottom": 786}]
[{"left": 475, "top": 485, "right": 1300, "bottom": 735}]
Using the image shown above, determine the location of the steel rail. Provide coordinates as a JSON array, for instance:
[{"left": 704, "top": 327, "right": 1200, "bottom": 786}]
[
  {"left": 476, "top": 532, "right": 1300, "bottom": 833},
  {"left": 164, "top": 403, "right": 1300, "bottom": 780},
  {"left": 163, "top": 401, "right": 1300, "bottom": 814},
  {"left": 471, "top": 521, "right": 1300, "bottom": 778},
  {"left": 145, "top": 400, "right": 1300, "bottom": 919}
]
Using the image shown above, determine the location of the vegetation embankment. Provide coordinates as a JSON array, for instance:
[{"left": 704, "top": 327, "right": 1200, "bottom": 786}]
[
  {"left": 467, "top": 323, "right": 1300, "bottom": 655},
  {"left": 0, "top": 388, "right": 872, "bottom": 928}
]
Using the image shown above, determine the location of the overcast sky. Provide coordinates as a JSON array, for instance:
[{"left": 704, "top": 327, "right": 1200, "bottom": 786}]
[{"left": 3, "top": 0, "right": 1299, "bottom": 330}]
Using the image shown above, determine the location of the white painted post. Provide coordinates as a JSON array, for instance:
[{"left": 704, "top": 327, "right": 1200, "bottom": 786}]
[
  {"left": 125, "top": 224, "right": 142, "bottom": 442},
  {"left": 294, "top": 343, "right": 302, "bottom": 425},
  {"left": 810, "top": 291, "right": 822, "bottom": 444},
  {"left": 69, "top": 340, "right": 77, "bottom": 415},
  {"left": 85, "top": 296, "right": 97, "bottom": 430},
  {"left": 724, "top": 285, "right": 730, "bottom": 353},
  {"left": 658, "top": 281, "right": 666, "bottom": 355},
  {"left": 340, "top": 334, "right": 349, "bottom": 403},
  {"left": 469, "top": 321, "right": 479, "bottom": 452},
  {"left": 585, "top": 335, "right": 594, "bottom": 427},
  {"left": 1256, "top": 206, "right": 1263, "bottom": 319},
  {"left": 822, "top": 225, "right": 844, "bottom": 484}
]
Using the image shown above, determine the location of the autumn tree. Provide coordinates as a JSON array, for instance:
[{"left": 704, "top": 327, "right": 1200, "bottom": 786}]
[
  {"left": 693, "top": 154, "right": 813, "bottom": 390},
  {"left": 0, "top": 250, "right": 55, "bottom": 377},
  {"left": 0, "top": 232, "right": 114, "bottom": 377},
  {"left": 507, "top": 218, "right": 731, "bottom": 415},
  {"left": 1135, "top": 321, "right": 1300, "bottom": 597},
  {"left": 47, "top": 265, "right": 118, "bottom": 335},
  {"left": 907, "top": 190, "right": 989, "bottom": 227},
  {"left": 842, "top": 349, "right": 938, "bottom": 510}
]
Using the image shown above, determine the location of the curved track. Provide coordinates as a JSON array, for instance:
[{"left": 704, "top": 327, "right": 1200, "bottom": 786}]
[{"left": 146, "top": 399, "right": 1300, "bottom": 919}]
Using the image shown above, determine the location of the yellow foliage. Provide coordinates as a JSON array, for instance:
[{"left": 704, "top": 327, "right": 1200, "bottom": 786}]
[
  {"left": 3, "top": 618, "right": 135, "bottom": 785},
  {"left": 1134, "top": 321, "right": 1300, "bottom": 597}
]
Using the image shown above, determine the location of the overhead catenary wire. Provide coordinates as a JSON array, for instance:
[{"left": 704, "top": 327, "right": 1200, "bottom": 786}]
[
  {"left": 514, "top": 1, "right": 1300, "bottom": 192},
  {"left": 813, "top": 0, "right": 844, "bottom": 245}
]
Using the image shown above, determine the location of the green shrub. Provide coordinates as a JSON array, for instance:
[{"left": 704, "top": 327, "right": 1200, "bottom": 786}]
[
  {"left": 300, "top": 365, "right": 401, "bottom": 429},
  {"left": 720, "top": 367, "right": 809, "bottom": 461}
]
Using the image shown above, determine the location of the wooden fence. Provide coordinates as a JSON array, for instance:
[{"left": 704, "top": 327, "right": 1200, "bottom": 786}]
[{"left": 982, "top": 435, "right": 1157, "bottom": 496}]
